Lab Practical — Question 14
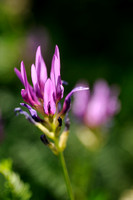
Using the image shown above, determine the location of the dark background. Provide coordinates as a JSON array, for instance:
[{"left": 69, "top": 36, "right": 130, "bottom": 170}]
[{"left": 0, "top": 0, "right": 133, "bottom": 199}]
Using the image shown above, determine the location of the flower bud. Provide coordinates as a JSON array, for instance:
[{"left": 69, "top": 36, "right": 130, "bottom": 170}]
[{"left": 59, "top": 130, "right": 69, "bottom": 151}]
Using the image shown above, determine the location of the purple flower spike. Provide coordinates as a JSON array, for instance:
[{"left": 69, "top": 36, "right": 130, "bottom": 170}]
[
  {"left": 15, "top": 44, "right": 92, "bottom": 153},
  {"left": 15, "top": 44, "right": 89, "bottom": 125},
  {"left": 62, "top": 87, "right": 89, "bottom": 114}
]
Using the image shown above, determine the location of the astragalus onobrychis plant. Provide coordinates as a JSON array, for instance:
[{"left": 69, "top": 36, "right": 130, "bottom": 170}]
[{"left": 14, "top": 45, "right": 88, "bottom": 200}]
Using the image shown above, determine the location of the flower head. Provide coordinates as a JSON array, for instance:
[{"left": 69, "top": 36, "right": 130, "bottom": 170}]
[
  {"left": 72, "top": 80, "right": 120, "bottom": 128},
  {"left": 14, "top": 45, "right": 89, "bottom": 153},
  {"left": 15, "top": 45, "right": 63, "bottom": 115}
]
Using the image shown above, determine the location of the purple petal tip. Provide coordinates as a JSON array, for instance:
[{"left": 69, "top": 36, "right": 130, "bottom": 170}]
[
  {"left": 62, "top": 86, "right": 89, "bottom": 114},
  {"left": 55, "top": 45, "right": 59, "bottom": 58}
]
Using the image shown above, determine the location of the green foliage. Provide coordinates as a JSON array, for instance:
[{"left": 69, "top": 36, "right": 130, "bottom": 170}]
[{"left": 0, "top": 159, "right": 32, "bottom": 200}]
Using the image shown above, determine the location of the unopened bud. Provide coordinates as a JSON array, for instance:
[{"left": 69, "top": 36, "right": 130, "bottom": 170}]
[
  {"left": 40, "top": 134, "right": 58, "bottom": 154},
  {"left": 55, "top": 117, "right": 62, "bottom": 136},
  {"left": 58, "top": 117, "right": 62, "bottom": 127},
  {"left": 40, "top": 134, "right": 49, "bottom": 145},
  {"left": 59, "top": 130, "right": 69, "bottom": 151},
  {"left": 65, "top": 117, "right": 70, "bottom": 131}
]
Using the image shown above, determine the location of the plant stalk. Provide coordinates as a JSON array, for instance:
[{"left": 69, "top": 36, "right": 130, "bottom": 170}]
[{"left": 59, "top": 151, "right": 74, "bottom": 200}]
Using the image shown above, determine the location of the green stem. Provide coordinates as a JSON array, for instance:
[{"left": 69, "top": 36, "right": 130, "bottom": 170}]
[{"left": 59, "top": 151, "right": 74, "bottom": 200}]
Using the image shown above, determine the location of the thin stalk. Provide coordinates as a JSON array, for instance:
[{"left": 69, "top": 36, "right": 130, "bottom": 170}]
[{"left": 59, "top": 151, "right": 74, "bottom": 200}]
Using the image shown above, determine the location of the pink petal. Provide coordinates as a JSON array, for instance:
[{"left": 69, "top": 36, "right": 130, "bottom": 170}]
[
  {"left": 14, "top": 68, "right": 24, "bottom": 85},
  {"left": 50, "top": 45, "right": 63, "bottom": 101},
  {"left": 31, "top": 64, "right": 42, "bottom": 98},
  {"left": 21, "top": 89, "right": 34, "bottom": 106},
  {"left": 35, "top": 46, "right": 47, "bottom": 92},
  {"left": 55, "top": 45, "right": 60, "bottom": 58},
  {"left": 20, "top": 62, "right": 38, "bottom": 106},
  {"left": 31, "top": 64, "right": 37, "bottom": 89},
  {"left": 29, "top": 85, "right": 41, "bottom": 105},
  {"left": 20, "top": 61, "right": 28, "bottom": 89},
  {"left": 44, "top": 78, "right": 56, "bottom": 115},
  {"left": 51, "top": 45, "right": 60, "bottom": 86},
  {"left": 50, "top": 54, "right": 56, "bottom": 90},
  {"left": 85, "top": 97, "right": 107, "bottom": 127}
]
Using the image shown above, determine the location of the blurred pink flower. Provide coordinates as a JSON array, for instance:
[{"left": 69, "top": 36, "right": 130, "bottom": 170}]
[{"left": 72, "top": 80, "right": 120, "bottom": 128}]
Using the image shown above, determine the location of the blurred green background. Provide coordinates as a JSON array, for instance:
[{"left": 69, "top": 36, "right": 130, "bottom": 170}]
[{"left": 0, "top": 0, "right": 133, "bottom": 199}]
